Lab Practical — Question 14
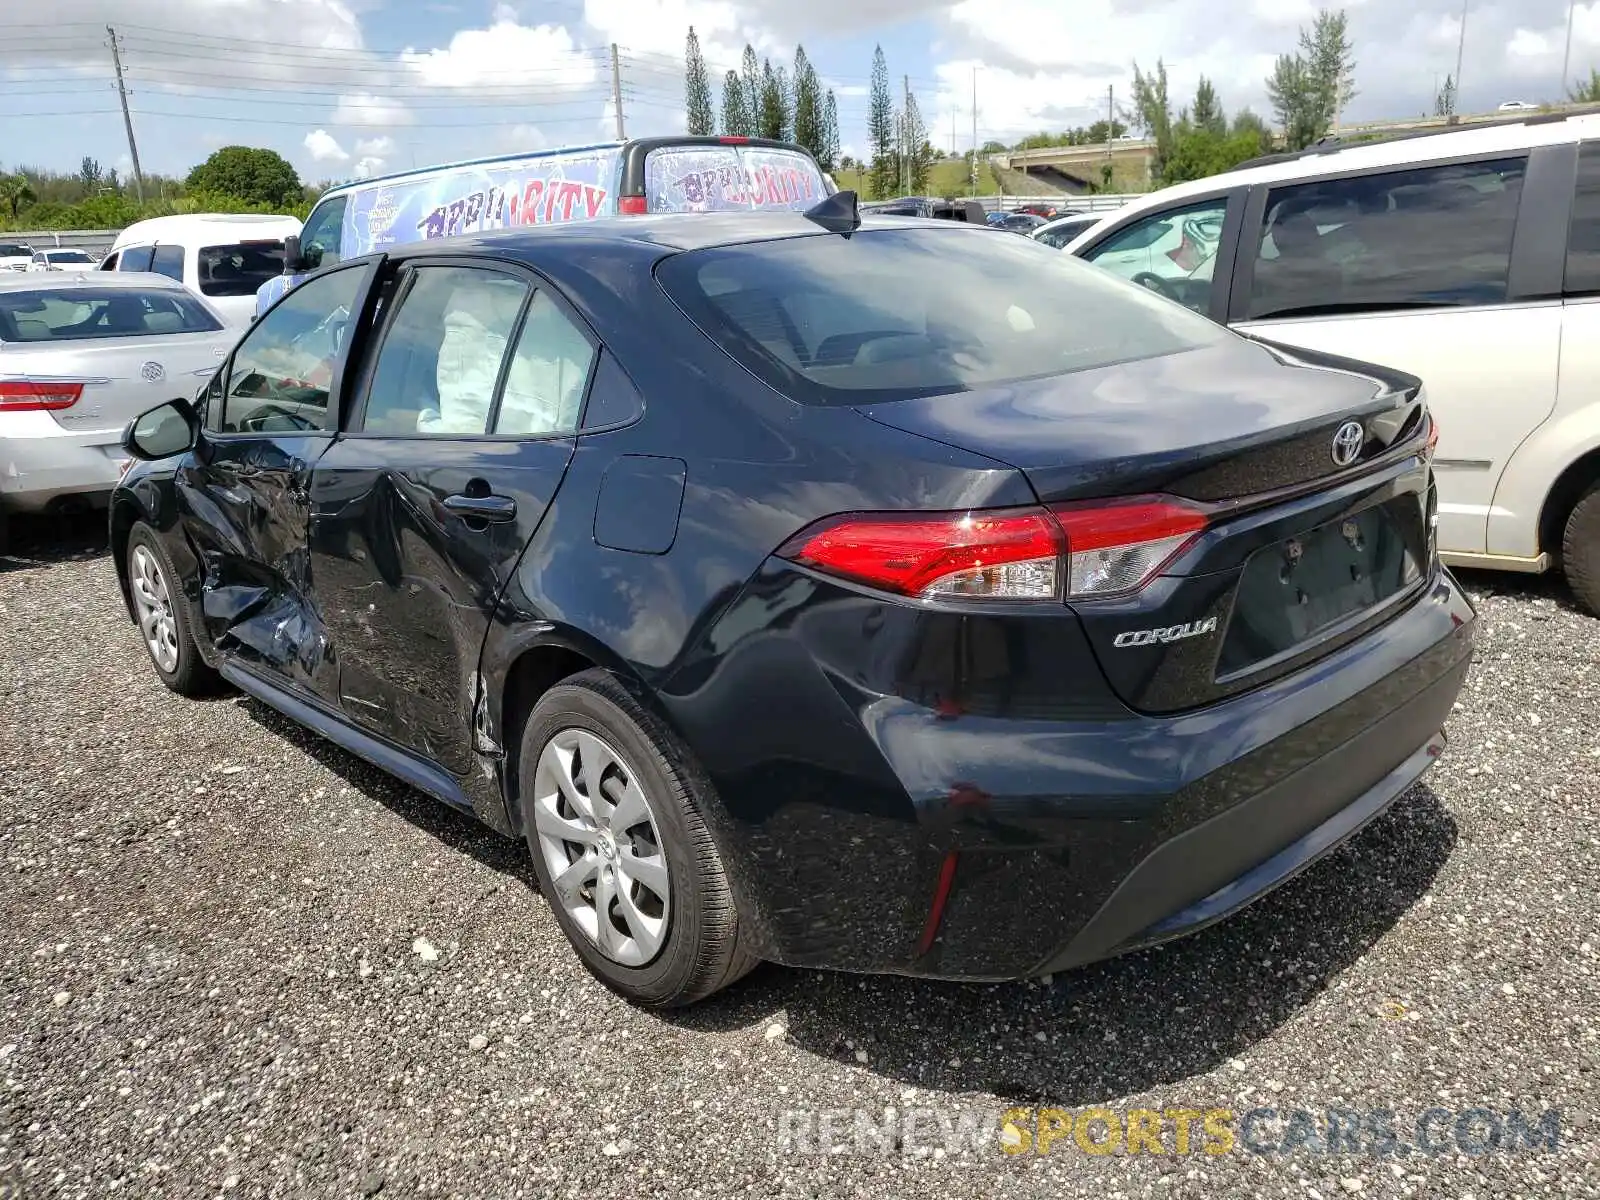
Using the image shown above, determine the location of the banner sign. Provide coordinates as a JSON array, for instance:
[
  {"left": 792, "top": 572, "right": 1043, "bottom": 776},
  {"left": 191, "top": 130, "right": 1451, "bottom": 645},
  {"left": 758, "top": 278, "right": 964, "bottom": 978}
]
[
  {"left": 645, "top": 147, "right": 825, "bottom": 214},
  {"left": 340, "top": 147, "right": 624, "bottom": 255}
]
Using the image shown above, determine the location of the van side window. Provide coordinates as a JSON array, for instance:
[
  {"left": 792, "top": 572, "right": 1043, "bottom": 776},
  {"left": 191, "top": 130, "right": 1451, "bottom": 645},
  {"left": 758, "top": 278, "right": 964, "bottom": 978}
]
[
  {"left": 298, "top": 196, "right": 348, "bottom": 271},
  {"left": 1567, "top": 140, "right": 1600, "bottom": 296},
  {"left": 1245, "top": 157, "right": 1527, "bottom": 320},
  {"left": 150, "top": 245, "right": 185, "bottom": 282},
  {"left": 118, "top": 246, "right": 155, "bottom": 273}
]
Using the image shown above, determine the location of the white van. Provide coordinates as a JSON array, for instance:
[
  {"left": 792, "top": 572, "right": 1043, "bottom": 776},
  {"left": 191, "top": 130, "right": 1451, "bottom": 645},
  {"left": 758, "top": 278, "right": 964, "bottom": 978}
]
[
  {"left": 256, "top": 136, "right": 831, "bottom": 316},
  {"left": 103, "top": 214, "right": 302, "bottom": 328},
  {"left": 1065, "top": 108, "right": 1600, "bottom": 614}
]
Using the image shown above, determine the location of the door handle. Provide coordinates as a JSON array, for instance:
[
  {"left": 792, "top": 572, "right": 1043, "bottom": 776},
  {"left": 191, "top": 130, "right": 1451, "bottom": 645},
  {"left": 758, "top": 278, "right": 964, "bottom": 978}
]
[{"left": 442, "top": 492, "right": 517, "bottom": 524}]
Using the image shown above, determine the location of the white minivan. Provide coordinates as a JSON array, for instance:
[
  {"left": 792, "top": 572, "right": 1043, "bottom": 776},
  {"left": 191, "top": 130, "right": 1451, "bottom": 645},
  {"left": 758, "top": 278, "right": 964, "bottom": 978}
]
[
  {"left": 102, "top": 214, "right": 302, "bottom": 328},
  {"left": 1066, "top": 109, "right": 1600, "bottom": 615}
]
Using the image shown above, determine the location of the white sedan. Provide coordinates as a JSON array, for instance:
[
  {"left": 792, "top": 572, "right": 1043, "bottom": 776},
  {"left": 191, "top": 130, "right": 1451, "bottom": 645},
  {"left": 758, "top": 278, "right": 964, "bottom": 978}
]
[
  {"left": 0, "top": 272, "right": 235, "bottom": 553},
  {"left": 28, "top": 248, "right": 99, "bottom": 273}
]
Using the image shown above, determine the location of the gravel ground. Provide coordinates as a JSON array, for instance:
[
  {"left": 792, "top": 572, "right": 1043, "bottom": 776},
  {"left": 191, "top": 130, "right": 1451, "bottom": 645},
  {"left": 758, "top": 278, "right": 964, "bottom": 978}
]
[{"left": 1, "top": 514, "right": 1597, "bottom": 1199}]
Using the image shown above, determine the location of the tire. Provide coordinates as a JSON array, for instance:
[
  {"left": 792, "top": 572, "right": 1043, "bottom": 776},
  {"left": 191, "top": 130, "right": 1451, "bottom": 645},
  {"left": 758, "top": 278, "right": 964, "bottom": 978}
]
[
  {"left": 1562, "top": 484, "right": 1600, "bottom": 618},
  {"left": 518, "top": 669, "right": 759, "bottom": 1007},
  {"left": 126, "top": 522, "right": 223, "bottom": 697}
]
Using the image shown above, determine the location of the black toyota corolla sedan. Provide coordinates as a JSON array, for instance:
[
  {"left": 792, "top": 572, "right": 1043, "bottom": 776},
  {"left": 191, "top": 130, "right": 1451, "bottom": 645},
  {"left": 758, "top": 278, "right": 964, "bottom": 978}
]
[{"left": 109, "top": 196, "right": 1474, "bottom": 1007}]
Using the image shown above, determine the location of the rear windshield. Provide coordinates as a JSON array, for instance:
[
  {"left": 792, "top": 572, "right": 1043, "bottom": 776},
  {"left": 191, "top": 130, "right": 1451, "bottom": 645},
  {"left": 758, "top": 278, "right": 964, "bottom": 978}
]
[
  {"left": 46, "top": 250, "right": 94, "bottom": 262},
  {"left": 645, "top": 146, "right": 827, "bottom": 214},
  {"left": 199, "top": 242, "right": 285, "bottom": 296},
  {"left": 655, "top": 225, "right": 1228, "bottom": 405},
  {"left": 0, "top": 244, "right": 31, "bottom": 257},
  {"left": 0, "top": 287, "right": 223, "bottom": 342}
]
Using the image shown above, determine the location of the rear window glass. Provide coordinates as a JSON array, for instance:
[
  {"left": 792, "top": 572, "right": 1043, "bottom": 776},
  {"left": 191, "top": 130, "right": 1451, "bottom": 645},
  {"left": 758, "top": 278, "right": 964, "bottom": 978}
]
[
  {"left": 645, "top": 146, "right": 826, "bottom": 213},
  {"left": 655, "top": 225, "right": 1228, "bottom": 405},
  {"left": 0, "top": 243, "right": 32, "bottom": 257},
  {"left": 0, "top": 287, "right": 223, "bottom": 342},
  {"left": 46, "top": 250, "right": 94, "bottom": 263},
  {"left": 199, "top": 242, "right": 286, "bottom": 296}
]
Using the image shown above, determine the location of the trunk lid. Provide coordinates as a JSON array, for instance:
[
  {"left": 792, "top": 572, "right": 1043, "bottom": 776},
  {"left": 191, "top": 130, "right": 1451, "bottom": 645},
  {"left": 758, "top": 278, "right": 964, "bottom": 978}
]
[
  {"left": 2, "top": 331, "right": 229, "bottom": 436},
  {"left": 857, "top": 335, "right": 1435, "bottom": 713}
]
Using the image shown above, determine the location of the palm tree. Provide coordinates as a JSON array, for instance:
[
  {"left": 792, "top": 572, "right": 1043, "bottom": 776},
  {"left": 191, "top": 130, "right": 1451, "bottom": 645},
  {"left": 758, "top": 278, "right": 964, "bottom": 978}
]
[{"left": 0, "top": 174, "right": 37, "bottom": 221}]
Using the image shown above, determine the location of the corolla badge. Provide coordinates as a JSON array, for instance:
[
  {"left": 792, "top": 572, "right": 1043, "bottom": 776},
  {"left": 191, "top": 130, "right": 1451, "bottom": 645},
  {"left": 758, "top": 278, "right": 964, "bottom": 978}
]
[
  {"left": 1113, "top": 617, "right": 1219, "bottom": 648},
  {"left": 1331, "top": 420, "right": 1364, "bottom": 467},
  {"left": 140, "top": 361, "right": 165, "bottom": 383}
]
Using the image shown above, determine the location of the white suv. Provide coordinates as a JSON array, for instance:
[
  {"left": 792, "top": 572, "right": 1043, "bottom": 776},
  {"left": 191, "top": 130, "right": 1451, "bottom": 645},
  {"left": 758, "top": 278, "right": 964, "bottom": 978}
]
[{"left": 1066, "top": 109, "right": 1600, "bottom": 614}]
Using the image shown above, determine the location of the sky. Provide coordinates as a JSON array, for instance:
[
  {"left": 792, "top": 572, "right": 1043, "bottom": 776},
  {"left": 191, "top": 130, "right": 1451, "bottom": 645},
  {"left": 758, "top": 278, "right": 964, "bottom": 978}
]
[{"left": 2, "top": 0, "right": 1599, "bottom": 188}]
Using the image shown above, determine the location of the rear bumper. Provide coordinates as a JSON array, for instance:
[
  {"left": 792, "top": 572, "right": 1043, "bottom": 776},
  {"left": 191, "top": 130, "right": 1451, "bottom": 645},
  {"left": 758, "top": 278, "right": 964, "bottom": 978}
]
[
  {"left": 0, "top": 413, "right": 126, "bottom": 510},
  {"left": 664, "top": 561, "right": 1475, "bottom": 980}
]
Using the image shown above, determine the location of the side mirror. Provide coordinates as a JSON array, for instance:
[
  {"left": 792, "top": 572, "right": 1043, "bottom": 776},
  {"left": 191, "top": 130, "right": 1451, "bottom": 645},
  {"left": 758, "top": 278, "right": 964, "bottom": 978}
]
[
  {"left": 282, "top": 233, "right": 307, "bottom": 274},
  {"left": 123, "top": 397, "right": 200, "bottom": 462}
]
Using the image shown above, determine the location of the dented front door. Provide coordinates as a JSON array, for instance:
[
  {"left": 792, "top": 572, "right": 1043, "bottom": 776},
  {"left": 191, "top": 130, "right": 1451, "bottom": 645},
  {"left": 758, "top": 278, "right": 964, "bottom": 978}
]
[{"left": 177, "top": 259, "right": 380, "bottom": 701}]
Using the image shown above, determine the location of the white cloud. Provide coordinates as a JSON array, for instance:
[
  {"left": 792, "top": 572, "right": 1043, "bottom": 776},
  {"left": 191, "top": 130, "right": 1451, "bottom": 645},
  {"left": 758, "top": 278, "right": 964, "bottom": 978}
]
[
  {"left": 332, "top": 92, "right": 414, "bottom": 127},
  {"left": 399, "top": 6, "right": 600, "bottom": 89},
  {"left": 303, "top": 129, "right": 351, "bottom": 163},
  {"left": 354, "top": 135, "right": 396, "bottom": 157}
]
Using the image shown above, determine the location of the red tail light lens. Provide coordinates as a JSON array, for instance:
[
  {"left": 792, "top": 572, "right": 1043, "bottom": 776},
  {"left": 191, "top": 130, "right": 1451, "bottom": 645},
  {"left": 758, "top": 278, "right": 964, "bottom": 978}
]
[
  {"left": 0, "top": 380, "right": 84, "bottom": 411},
  {"left": 617, "top": 195, "right": 648, "bottom": 215},
  {"left": 719, "top": 136, "right": 751, "bottom": 145},
  {"left": 1052, "top": 497, "right": 1208, "bottom": 597},
  {"left": 1425, "top": 413, "right": 1440, "bottom": 455},
  {"left": 778, "top": 496, "right": 1210, "bottom": 601}
]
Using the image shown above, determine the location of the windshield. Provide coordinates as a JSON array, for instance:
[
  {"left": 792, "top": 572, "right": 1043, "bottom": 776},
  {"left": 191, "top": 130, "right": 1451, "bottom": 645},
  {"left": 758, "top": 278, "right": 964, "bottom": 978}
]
[
  {"left": 0, "top": 244, "right": 32, "bottom": 257},
  {"left": 644, "top": 145, "right": 827, "bottom": 213},
  {"left": 656, "top": 225, "right": 1229, "bottom": 406},
  {"left": 199, "top": 242, "right": 286, "bottom": 296},
  {"left": 0, "top": 286, "right": 223, "bottom": 342},
  {"left": 47, "top": 250, "right": 93, "bottom": 263}
]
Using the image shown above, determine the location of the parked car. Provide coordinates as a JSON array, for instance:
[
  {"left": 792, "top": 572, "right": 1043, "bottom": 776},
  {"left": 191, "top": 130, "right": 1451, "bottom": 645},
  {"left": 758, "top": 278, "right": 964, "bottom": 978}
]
[
  {"left": 0, "top": 242, "right": 35, "bottom": 273},
  {"left": 256, "top": 136, "right": 834, "bottom": 318},
  {"left": 994, "top": 212, "right": 1048, "bottom": 234},
  {"left": 110, "top": 198, "right": 1472, "bottom": 1006},
  {"left": 28, "top": 248, "right": 98, "bottom": 273},
  {"left": 102, "top": 214, "right": 301, "bottom": 329},
  {"left": 860, "top": 196, "right": 987, "bottom": 222},
  {"left": 1497, "top": 101, "right": 1538, "bottom": 112},
  {"left": 1012, "top": 202, "right": 1072, "bottom": 219},
  {"left": 1031, "top": 212, "right": 1105, "bottom": 247},
  {"left": 0, "top": 272, "right": 231, "bottom": 554},
  {"left": 1065, "top": 108, "right": 1600, "bottom": 613}
]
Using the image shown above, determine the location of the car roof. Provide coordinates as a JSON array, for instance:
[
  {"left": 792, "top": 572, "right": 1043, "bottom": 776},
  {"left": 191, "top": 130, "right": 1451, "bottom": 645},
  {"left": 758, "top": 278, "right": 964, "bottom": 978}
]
[
  {"left": 387, "top": 210, "right": 971, "bottom": 263},
  {"left": 112, "top": 213, "right": 301, "bottom": 248},
  {"left": 1101, "top": 107, "right": 1600, "bottom": 223},
  {"left": 0, "top": 270, "right": 190, "bottom": 293}
]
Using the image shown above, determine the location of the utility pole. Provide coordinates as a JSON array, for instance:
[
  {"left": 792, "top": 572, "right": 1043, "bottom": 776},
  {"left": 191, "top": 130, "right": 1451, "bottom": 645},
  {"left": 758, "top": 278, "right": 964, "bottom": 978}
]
[
  {"left": 106, "top": 26, "right": 144, "bottom": 203},
  {"left": 609, "top": 43, "right": 625, "bottom": 139},
  {"left": 902, "top": 75, "right": 911, "bottom": 196},
  {"left": 1106, "top": 83, "right": 1114, "bottom": 180},
  {"left": 1452, "top": 0, "right": 1468, "bottom": 123},
  {"left": 1561, "top": 0, "right": 1577, "bottom": 101},
  {"left": 969, "top": 67, "right": 978, "bottom": 196}
]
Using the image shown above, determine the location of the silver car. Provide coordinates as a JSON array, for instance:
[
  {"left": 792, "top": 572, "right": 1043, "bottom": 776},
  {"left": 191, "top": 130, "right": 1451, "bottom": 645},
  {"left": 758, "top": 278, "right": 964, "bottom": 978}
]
[{"left": 0, "top": 272, "right": 234, "bottom": 552}]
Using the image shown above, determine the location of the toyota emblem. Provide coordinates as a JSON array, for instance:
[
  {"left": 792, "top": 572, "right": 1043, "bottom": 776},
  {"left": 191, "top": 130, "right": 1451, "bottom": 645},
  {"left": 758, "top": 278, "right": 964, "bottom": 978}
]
[
  {"left": 1330, "top": 420, "right": 1364, "bottom": 467},
  {"left": 140, "top": 361, "right": 165, "bottom": 383}
]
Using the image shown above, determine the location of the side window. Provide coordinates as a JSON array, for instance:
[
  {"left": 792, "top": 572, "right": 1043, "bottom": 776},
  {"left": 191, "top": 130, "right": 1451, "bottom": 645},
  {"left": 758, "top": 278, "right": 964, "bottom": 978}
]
[
  {"left": 99, "top": 252, "right": 119, "bottom": 271},
  {"left": 299, "top": 196, "right": 347, "bottom": 271},
  {"left": 31, "top": 253, "right": 46, "bottom": 266},
  {"left": 199, "top": 371, "right": 226, "bottom": 433},
  {"left": 1246, "top": 156, "right": 1527, "bottom": 321},
  {"left": 219, "top": 265, "right": 366, "bottom": 434},
  {"left": 1567, "top": 140, "right": 1600, "bottom": 295},
  {"left": 1083, "top": 199, "right": 1228, "bottom": 313},
  {"left": 149, "top": 244, "right": 185, "bottom": 282},
  {"left": 118, "top": 246, "right": 154, "bottom": 273},
  {"left": 362, "top": 266, "right": 528, "bottom": 436},
  {"left": 495, "top": 291, "right": 597, "bottom": 436}
]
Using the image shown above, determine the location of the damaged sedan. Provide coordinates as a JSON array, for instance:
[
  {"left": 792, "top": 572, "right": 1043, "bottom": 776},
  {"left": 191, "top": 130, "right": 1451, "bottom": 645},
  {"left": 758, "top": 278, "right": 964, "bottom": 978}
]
[{"left": 110, "top": 197, "right": 1475, "bottom": 1007}]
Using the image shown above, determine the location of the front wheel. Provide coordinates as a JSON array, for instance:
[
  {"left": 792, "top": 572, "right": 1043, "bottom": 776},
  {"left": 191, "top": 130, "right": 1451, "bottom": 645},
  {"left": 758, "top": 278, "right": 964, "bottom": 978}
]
[
  {"left": 1562, "top": 483, "right": 1600, "bottom": 617},
  {"left": 127, "top": 523, "right": 222, "bottom": 697},
  {"left": 518, "top": 669, "right": 759, "bottom": 1007}
]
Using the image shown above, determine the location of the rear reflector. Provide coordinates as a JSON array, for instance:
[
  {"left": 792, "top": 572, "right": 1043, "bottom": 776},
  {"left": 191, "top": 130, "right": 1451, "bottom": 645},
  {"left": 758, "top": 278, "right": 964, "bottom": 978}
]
[
  {"left": 617, "top": 195, "right": 648, "bottom": 215},
  {"left": 0, "top": 380, "right": 84, "bottom": 411},
  {"left": 778, "top": 495, "right": 1210, "bottom": 601}
]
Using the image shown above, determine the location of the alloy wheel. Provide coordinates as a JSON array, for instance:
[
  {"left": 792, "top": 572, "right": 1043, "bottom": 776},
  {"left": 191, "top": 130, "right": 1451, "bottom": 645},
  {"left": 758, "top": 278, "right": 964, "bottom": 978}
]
[
  {"left": 531, "top": 728, "right": 671, "bottom": 966},
  {"left": 130, "top": 544, "right": 180, "bottom": 674}
]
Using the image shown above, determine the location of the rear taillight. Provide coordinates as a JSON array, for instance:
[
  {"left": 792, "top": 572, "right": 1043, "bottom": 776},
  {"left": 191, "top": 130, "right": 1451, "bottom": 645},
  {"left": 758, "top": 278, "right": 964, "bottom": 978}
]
[
  {"left": 1425, "top": 414, "right": 1440, "bottom": 456},
  {"left": 0, "top": 380, "right": 84, "bottom": 411},
  {"left": 718, "top": 136, "right": 751, "bottom": 145},
  {"left": 777, "top": 496, "right": 1209, "bottom": 602},
  {"left": 617, "top": 195, "right": 648, "bottom": 215},
  {"left": 1052, "top": 497, "right": 1208, "bottom": 597}
]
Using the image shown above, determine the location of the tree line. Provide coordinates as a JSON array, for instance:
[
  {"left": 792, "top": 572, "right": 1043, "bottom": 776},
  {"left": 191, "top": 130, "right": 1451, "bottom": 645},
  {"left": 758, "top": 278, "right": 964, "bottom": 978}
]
[
  {"left": 684, "top": 29, "right": 842, "bottom": 174},
  {"left": 1, "top": 146, "right": 320, "bottom": 232}
]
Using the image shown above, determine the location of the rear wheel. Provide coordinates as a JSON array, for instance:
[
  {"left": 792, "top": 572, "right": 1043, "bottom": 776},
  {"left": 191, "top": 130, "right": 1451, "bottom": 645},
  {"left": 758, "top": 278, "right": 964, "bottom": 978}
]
[
  {"left": 1562, "top": 483, "right": 1600, "bottom": 617},
  {"left": 518, "top": 669, "right": 758, "bottom": 1007},
  {"left": 127, "top": 523, "right": 222, "bottom": 696}
]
